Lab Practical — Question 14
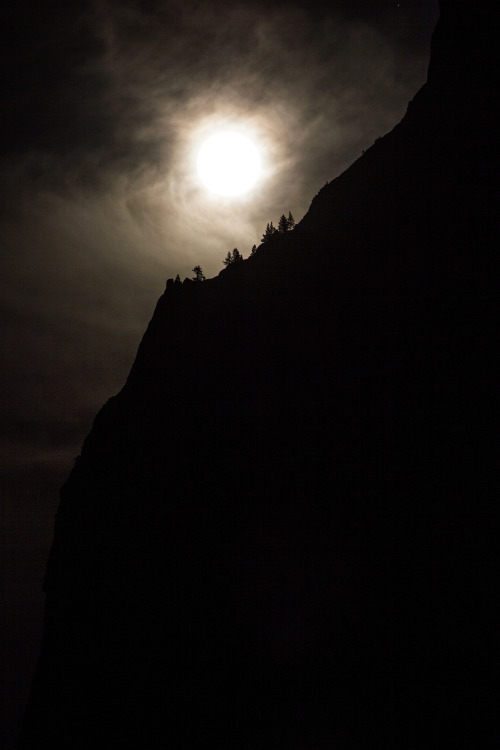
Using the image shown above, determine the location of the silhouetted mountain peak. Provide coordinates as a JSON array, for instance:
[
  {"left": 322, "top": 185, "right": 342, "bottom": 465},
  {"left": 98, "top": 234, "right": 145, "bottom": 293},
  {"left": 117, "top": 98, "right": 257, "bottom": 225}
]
[
  {"left": 428, "top": 2, "right": 496, "bottom": 90},
  {"left": 18, "top": 5, "right": 496, "bottom": 748}
]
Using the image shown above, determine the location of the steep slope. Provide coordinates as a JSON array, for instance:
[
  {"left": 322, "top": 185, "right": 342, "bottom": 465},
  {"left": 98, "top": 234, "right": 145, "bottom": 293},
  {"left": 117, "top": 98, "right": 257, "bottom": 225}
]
[{"left": 18, "top": 4, "right": 496, "bottom": 748}]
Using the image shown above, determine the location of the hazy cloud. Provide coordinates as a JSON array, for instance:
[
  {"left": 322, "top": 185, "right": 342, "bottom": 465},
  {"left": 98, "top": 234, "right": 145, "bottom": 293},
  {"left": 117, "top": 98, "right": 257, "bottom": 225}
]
[{"left": 1, "top": 0, "right": 438, "bottom": 489}]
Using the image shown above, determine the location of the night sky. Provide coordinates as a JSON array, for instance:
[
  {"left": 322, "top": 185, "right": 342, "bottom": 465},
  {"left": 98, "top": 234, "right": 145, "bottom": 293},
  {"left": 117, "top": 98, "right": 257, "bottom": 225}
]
[{"left": 1, "top": 1, "right": 438, "bottom": 746}]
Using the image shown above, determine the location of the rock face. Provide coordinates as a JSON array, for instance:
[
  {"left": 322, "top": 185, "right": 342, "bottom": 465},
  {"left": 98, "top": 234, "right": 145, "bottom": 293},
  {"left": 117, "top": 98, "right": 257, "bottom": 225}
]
[{"left": 18, "top": 4, "right": 496, "bottom": 748}]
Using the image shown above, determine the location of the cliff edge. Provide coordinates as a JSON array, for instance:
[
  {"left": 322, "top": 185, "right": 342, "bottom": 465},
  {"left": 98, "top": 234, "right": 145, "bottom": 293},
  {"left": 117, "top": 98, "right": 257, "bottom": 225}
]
[{"left": 18, "top": 4, "right": 496, "bottom": 748}]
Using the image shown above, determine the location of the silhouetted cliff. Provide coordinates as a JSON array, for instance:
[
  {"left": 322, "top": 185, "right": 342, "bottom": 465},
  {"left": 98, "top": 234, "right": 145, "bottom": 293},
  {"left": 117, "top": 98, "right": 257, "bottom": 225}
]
[{"left": 18, "top": 4, "right": 496, "bottom": 748}]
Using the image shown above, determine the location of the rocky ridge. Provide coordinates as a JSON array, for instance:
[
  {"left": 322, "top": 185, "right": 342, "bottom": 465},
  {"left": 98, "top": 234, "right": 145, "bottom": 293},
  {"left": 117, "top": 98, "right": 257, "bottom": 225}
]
[{"left": 18, "top": 4, "right": 496, "bottom": 748}]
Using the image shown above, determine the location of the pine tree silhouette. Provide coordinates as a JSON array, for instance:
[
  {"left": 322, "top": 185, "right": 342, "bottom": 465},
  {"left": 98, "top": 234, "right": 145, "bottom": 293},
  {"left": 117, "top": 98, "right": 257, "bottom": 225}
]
[
  {"left": 278, "top": 214, "right": 289, "bottom": 233},
  {"left": 278, "top": 213, "right": 295, "bottom": 232},
  {"left": 262, "top": 222, "right": 277, "bottom": 243},
  {"left": 223, "top": 249, "right": 243, "bottom": 267},
  {"left": 192, "top": 265, "right": 205, "bottom": 281}
]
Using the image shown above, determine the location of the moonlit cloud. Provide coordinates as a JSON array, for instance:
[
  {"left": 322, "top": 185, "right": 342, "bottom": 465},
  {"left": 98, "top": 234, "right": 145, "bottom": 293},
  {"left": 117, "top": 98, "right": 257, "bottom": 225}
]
[
  {"left": 0, "top": 0, "right": 439, "bottom": 509},
  {"left": 0, "top": 1, "right": 439, "bottom": 468},
  {"left": 3, "top": 1, "right": 438, "bottom": 270}
]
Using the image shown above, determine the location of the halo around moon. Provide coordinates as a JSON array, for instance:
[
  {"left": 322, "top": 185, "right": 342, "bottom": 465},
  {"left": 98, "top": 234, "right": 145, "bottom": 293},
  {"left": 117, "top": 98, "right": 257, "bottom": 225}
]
[{"left": 197, "top": 131, "right": 261, "bottom": 197}]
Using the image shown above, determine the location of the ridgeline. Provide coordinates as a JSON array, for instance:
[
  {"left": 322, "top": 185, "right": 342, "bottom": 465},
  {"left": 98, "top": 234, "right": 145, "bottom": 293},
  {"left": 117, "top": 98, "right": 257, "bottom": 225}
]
[{"left": 18, "top": 4, "right": 496, "bottom": 748}]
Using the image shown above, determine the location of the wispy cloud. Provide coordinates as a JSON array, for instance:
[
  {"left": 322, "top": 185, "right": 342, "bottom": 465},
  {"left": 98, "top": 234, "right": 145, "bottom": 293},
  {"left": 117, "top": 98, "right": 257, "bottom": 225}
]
[{"left": 0, "top": 0, "right": 438, "bottom": 477}]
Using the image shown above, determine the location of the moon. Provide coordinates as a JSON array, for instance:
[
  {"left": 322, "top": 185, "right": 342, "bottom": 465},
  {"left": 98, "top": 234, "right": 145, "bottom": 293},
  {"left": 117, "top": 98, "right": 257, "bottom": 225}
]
[{"left": 197, "top": 131, "right": 261, "bottom": 197}]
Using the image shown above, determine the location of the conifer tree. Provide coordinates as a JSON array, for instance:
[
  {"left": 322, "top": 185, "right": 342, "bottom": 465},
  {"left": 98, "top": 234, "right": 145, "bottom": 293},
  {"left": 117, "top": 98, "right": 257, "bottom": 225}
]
[
  {"left": 251, "top": 244, "right": 257, "bottom": 255},
  {"left": 278, "top": 214, "right": 289, "bottom": 233},
  {"left": 277, "top": 212, "right": 295, "bottom": 232},
  {"left": 175, "top": 274, "right": 181, "bottom": 282},
  {"left": 262, "top": 222, "right": 277, "bottom": 243},
  {"left": 223, "top": 249, "right": 243, "bottom": 267},
  {"left": 192, "top": 265, "right": 205, "bottom": 281}
]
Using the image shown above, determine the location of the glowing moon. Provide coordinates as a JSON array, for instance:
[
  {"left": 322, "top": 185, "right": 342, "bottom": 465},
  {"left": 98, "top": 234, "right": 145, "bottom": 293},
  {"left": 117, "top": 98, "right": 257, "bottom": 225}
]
[{"left": 197, "top": 132, "right": 261, "bottom": 196}]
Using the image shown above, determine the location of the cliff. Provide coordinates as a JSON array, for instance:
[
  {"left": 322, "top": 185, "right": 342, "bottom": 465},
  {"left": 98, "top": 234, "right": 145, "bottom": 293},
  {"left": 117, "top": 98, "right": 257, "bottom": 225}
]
[{"left": 18, "top": 4, "right": 496, "bottom": 748}]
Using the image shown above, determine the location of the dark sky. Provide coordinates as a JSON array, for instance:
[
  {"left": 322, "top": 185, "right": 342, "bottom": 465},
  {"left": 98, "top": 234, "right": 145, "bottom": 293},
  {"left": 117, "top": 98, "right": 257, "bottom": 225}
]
[{"left": 0, "top": 0, "right": 438, "bottom": 745}]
